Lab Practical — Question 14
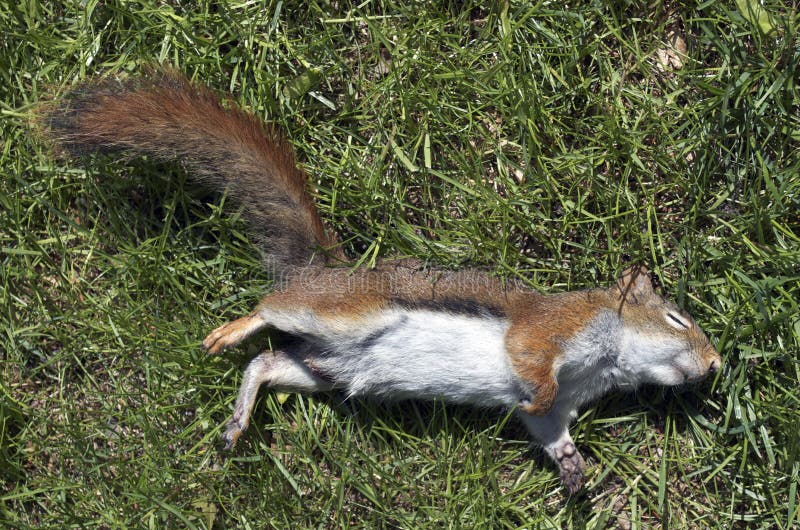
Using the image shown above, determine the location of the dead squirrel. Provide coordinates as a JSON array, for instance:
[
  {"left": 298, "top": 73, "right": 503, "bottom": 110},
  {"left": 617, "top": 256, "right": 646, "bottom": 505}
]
[{"left": 40, "top": 69, "right": 722, "bottom": 493}]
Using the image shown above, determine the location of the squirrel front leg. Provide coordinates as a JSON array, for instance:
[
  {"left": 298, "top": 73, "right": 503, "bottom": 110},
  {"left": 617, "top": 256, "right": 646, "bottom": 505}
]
[
  {"left": 506, "top": 321, "right": 561, "bottom": 416},
  {"left": 517, "top": 375, "right": 558, "bottom": 415},
  {"left": 509, "top": 346, "right": 559, "bottom": 416},
  {"left": 517, "top": 407, "right": 585, "bottom": 493}
]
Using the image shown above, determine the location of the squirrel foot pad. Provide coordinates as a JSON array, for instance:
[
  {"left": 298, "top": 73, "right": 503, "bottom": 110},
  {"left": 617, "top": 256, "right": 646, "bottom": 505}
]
[
  {"left": 554, "top": 441, "right": 586, "bottom": 494},
  {"left": 203, "top": 314, "right": 266, "bottom": 354}
]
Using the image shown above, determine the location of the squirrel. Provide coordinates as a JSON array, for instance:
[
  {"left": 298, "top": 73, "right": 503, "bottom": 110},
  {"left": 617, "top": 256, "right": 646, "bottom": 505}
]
[{"left": 40, "top": 68, "right": 722, "bottom": 493}]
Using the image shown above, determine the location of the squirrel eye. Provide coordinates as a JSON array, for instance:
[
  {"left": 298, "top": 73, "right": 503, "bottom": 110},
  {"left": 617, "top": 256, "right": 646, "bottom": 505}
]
[{"left": 665, "top": 311, "right": 690, "bottom": 330}]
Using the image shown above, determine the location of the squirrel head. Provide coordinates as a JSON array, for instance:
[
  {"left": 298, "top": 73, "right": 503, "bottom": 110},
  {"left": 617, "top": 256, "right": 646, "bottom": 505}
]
[{"left": 611, "top": 265, "right": 722, "bottom": 388}]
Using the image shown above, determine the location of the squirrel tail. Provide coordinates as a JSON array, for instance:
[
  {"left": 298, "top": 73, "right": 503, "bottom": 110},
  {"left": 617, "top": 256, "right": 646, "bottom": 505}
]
[{"left": 39, "top": 68, "right": 340, "bottom": 276}]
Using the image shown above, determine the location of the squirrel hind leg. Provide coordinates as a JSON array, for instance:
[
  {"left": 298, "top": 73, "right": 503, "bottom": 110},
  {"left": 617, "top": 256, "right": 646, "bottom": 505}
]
[
  {"left": 203, "top": 313, "right": 268, "bottom": 354},
  {"left": 222, "top": 349, "right": 334, "bottom": 449}
]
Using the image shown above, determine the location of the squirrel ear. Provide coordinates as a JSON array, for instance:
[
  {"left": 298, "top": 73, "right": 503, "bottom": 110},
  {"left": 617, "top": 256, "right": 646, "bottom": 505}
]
[{"left": 614, "top": 265, "right": 654, "bottom": 305}]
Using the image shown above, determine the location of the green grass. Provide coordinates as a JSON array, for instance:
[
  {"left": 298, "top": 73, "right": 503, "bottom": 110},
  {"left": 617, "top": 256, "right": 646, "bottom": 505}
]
[{"left": 1, "top": 1, "right": 798, "bottom": 527}]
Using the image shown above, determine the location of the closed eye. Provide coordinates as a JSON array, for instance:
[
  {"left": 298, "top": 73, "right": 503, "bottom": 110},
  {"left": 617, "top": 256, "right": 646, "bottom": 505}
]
[{"left": 665, "top": 311, "right": 690, "bottom": 330}]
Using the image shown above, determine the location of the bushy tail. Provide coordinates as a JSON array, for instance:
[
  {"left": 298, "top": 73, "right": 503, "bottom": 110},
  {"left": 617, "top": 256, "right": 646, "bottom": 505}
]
[{"left": 39, "top": 68, "right": 339, "bottom": 275}]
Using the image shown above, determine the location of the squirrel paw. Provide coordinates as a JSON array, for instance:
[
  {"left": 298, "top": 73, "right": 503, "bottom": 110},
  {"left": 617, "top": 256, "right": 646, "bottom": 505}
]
[
  {"left": 554, "top": 441, "right": 586, "bottom": 494},
  {"left": 517, "top": 397, "right": 552, "bottom": 416},
  {"left": 516, "top": 379, "right": 557, "bottom": 416},
  {"left": 203, "top": 315, "right": 263, "bottom": 354},
  {"left": 221, "top": 416, "right": 247, "bottom": 450}
]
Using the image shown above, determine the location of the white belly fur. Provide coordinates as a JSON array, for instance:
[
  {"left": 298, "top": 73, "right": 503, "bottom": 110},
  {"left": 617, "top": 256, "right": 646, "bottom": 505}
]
[{"left": 310, "top": 309, "right": 520, "bottom": 408}]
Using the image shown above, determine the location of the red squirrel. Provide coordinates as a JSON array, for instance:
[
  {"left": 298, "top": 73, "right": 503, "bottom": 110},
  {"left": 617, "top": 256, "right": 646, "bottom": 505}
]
[{"left": 40, "top": 69, "right": 722, "bottom": 493}]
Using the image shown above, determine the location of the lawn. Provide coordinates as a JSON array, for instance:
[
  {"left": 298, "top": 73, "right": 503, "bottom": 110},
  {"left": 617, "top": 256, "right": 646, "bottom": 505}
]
[{"left": 1, "top": 1, "right": 798, "bottom": 528}]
